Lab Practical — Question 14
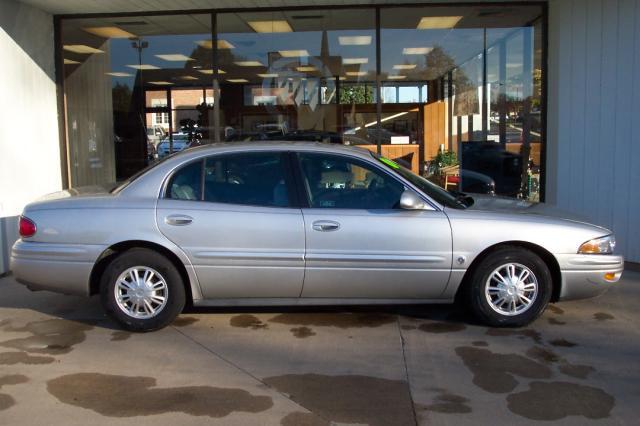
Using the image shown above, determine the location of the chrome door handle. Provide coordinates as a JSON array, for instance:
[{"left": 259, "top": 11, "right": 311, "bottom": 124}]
[
  {"left": 165, "top": 215, "right": 193, "bottom": 226},
  {"left": 312, "top": 220, "right": 340, "bottom": 232}
]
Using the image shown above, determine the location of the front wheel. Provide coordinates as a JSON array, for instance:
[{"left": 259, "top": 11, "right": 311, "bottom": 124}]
[
  {"left": 100, "top": 248, "right": 185, "bottom": 332},
  {"left": 467, "top": 246, "right": 552, "bottom": 327}
]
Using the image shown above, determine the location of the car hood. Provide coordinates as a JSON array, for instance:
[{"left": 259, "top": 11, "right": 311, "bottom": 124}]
[{"left": 467, "top": 194, "right": 591, "bottom": 223}]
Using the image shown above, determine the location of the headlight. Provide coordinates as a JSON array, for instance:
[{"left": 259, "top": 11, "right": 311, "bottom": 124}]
[{"left": 578, "top": 235, "right": 616, "bottom": 254}]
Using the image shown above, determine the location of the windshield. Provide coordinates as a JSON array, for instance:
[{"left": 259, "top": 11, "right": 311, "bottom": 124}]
[{"left": 372, "top": 153, "right": 468, "bottom": 209}]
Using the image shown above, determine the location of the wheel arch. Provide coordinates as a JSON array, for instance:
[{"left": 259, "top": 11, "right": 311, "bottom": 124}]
[
  {"left": 454, "top": 240, "right": 562, "bottom": 304},
  {"left": 89, "top": 240, "right": 195, "bottom": 305}
]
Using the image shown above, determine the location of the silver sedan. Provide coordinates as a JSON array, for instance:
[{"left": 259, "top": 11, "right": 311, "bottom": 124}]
[{"left": 10, "top": 142, "right": 624, "bottom": 331}]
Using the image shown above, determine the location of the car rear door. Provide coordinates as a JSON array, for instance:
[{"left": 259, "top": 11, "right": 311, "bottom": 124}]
[
  {"left": 156, "top": 151, "right": 305, "bottom": 299},
  {"left": 294, "top": 151, "right": 452, "bottom": 299}
]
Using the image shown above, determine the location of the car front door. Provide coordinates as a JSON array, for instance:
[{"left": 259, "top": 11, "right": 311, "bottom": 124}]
[
  {"left": 295, "top": 151, "right": 452, "bottom": 299},
  {"left": 156, "top": 151, "right": 304, "bottom": 299}
]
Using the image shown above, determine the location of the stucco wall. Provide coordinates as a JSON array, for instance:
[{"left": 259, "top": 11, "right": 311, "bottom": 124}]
[
  {"left": 546, "top": 0, "right": 640, "bottom": 262},
  {"left": 0, "top": 0, "right": 61, "bottom": 274}
]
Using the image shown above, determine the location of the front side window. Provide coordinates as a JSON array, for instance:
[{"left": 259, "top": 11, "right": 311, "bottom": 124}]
[
  {"left": 298, "top": 153, "right": 404, "bottom": 209},
  {"left": 204, "top": 152, "right": 289, "bottom": 207}
]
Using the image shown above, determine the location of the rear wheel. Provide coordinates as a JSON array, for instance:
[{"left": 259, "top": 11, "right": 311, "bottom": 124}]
[
  {"left": 467, "top": 246, "right": 552, "bottom": 327},
  {"left": 100, "top": 248, "right": 185, "bottom": 331}
]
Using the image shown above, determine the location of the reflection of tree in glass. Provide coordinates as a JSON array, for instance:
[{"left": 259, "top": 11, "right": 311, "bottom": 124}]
[
  {"left": 339, "top": 85, "right": 373, "bottom": 104},
  {"left": 112, "top": 83, "right": 132, "bottom": 113}
]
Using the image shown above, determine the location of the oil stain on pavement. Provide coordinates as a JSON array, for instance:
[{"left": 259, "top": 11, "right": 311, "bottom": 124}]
[
  {"left": 0, "top": 375, "right": 28, "bottom": 411},
  {"left": 417, "top": 321, "right": 466, "bottom": 333},
  {"left": 47, "top": 373, "right": 273, "bottom": 418},
  {"left": 110, "top": 331, "right": 131, "bottom": 342},
  {"left": 420, "top": 389, "right": 472, "bottom": 414},
  {"left": 594, "top": 312, "right": 615, "bottom": 321},
  {"left": 290, "top": 327, "right": 316, "bottom": 338},
  {"left": 230, "top": 314, "right": 268, "bottom": 329},
  {"left": 268, "top": 313, "right": 395, "bottom": 329},
  {"left": 526, "top": 346, "right": 595, "bottom": 379},
  {"left": 264, "top": 373, "right": 414, "bottom": 426},
  {"left": 280, "top": 411, "right": 329, "bottom": 426},
  {"left": 455, "top": 346, "right": 552, "bottom": 393},
  {"left": 507, "top": 381, "right": 614, "bottom": 420},
  {"left": 0, "top": 351, "right": 54, "bottom": 365},
  {"left": 0, "top": 319, "right": 94, "bottom": 355},
  {"left": 485, "top": 328, "right": 542, "bottom": 343},
  {"left": 172, "top": 316, "right": 199, "bottom": 327}
]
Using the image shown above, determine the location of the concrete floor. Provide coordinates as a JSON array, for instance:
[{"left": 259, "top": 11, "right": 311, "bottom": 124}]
[{"left": 0, "top": 272, "right": 638, "bottom": 426}]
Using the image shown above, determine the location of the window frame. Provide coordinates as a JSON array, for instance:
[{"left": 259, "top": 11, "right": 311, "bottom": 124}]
[{"left": 162, "top": 150, "right": 298, "bottom": 208}]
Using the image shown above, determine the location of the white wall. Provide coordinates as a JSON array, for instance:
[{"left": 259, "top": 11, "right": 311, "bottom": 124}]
[
  {"left": 0, "top": 0, "right": 61, "bottom": 273},
  {"left": 547, "top": 0, "right": 640, "bottom": 263}
]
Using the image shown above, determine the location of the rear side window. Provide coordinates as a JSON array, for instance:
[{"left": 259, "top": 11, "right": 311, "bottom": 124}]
[
  {"left": 203, "top": 152, "right": 289, "bottom": 207},
  {"left": 167, "top": 160, "right": 202, "bottom": 201}
]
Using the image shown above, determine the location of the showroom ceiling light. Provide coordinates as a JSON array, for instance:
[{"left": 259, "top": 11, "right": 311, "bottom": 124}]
[
  {"left": 63, "top": 58, "right": 80, "bottom": 64},
  {"left": 148, "top": 81, "right": 173, "bottom": 85},
  {"left": 278, "top": 50, "right": 310, "bottom": 57},
  {"left": 126, "top": 64, "right": 160, "bottom": 70},
  {"left": 63, "top": 44, "right": 104, "bottom": 54},
  {"left": 257, "top": 73, "right": 279, "bottom": 78},
  {"left": 338, "top": 35, "right": 372, "bottom": 46},
  {"left": 105, "top": 72, "right": 133, "bottom": 77},
  {"left": 417, "top": 16, "right": 463, "bottom": 29},
  {"left": 248, "top": 20, "right": 293, "bottom": 33},
  {"left": 155, "top": 54, "right": 194, "bottom": 62},
  {"left": 234, "top": 60, "right": 264, "bottom": 67},
  {"left": 343, "top": 57, "right": 369, "bottom": 65},
  {"left": 393, "top": 64, "right": 417, "bottom": 70},
  {"left": 197, "top": 69, "right": 226, "bottom": 74},
  {"left": 227, "top": 78, "right": 249, "bottom": 83},
  {"left": 346, "top": 71, "right": 367, "bottom": 76},
  {"left": 403, "top": 47, "right": 433, "bottom": 55},
  {"left": 179, "top": 76, "right": 199, "bottom": 80},
  {"left": 82, "top": 26, "right": 135, "bottom": 38},
  {"left": 387, "top": 75, "right": 407, "bottom": 80},
  {"left": 196, "top": 39, "right": 235, "bottom": 49},
  {"left": 296, "top": 66, "right": 316, "bottom": 72}
]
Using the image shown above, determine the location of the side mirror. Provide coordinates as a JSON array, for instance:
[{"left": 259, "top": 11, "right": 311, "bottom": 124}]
[{"left": 399, "top": 189, "right": 426, "bottom": 210}]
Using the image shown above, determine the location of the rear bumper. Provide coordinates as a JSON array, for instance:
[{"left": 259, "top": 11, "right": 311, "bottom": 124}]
[
  {"left": 10, "top": 240, "right": 104, "bottom": 296},
  {"left": 557, "top": 254, "right": 624, "bottom": 300}
]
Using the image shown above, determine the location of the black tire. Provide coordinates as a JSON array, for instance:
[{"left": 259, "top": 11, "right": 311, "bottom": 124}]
[
  {"left": 467, "top": 246, "right": 552, "bottom": 327},
  {"left": 100, "top": 248, "right": 186, "bottom": 332}
]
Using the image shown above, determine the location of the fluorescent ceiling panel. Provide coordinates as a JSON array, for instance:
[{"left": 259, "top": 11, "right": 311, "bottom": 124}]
[
  {"left": 393, "top": 64, "right": 417, "bottom": 70},
  {"left": 63, "top": 45, "right": 104, "bottom": 54},
  {"left": 346, "top": 71, "right": 367, "bottom": 76},
  {"left": 248, "top": 20, "right": 292, "bottom": 33},
  {"left": 343, "top": 57, "right": 369, "bottom": 65},
  {"left": 196, "top": 39, "right": 235, "bottom": 49},
  {"left": 417, "top": 16, "right": 464, "bottom": 30},
  {"left": 387, "top": 75, "right": 407, "bottom": 80},
  {"left": 82, "top": 26, "right": 135, "bottom": 38},
  {"left": 155, "top": 54, "right": 194, "bottom": 62},
  {"left": 179, "top": 76, "right": 199, "bottom": 80},
  {"left": 278, "top": 50, "right": 310, "bottom": 57},
  {"left": 126, "top": 64, "right": 160, "bottom": 70},
  {"left": 257, "top": 73, "right": 279, "bottom": 78},
  {"left": 227, "top": 78, "right": 249, "bottom": 83},
  {"left": 338, "top": 36, "right": 372, "bottom": 46},
  {"left": 296, "top": 66, "right": 316, "bottom": 72},
  {"left": 148, "top": 81, "right": 173, "bottom": 85},
  {"left": 234, "top": 61, "right": 264, "bottom": 67},
  {"left": 197, "top": 69, "right": 226, "bottom": 74},
  {"left": 403, "top": 47, "right": 433, "bottom": 55},
  {"left": 106, "top": 72, "right": 133, "bottom": 77}
]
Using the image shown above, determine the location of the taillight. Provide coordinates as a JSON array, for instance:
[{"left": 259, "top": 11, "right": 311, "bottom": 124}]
[{"left": 19, "top": 216, "right": 37, "bottom": 238}]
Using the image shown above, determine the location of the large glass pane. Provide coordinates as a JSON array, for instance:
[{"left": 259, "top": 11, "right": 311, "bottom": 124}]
[
  {"left": 381, "top": 5, "right": 544, "bottom": 200},
  {"left": 61, "top": 14, "right": 212, "bottom": 185},
  {"left": 216, "top": 10, "right": 376, "bottom": 144}
]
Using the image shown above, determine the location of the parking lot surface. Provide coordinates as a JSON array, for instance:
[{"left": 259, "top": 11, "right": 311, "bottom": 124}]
[{"left": 0, "top": 271, "right": 638, "bottom": 425}]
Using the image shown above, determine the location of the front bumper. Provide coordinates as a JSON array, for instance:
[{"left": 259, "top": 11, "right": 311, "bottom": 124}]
[
  {"left": 556, "top": 254, "right": 625, "bottom": 300},
  {"left": 10, "top": 240, "right": 104, "bottom": 296}
]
